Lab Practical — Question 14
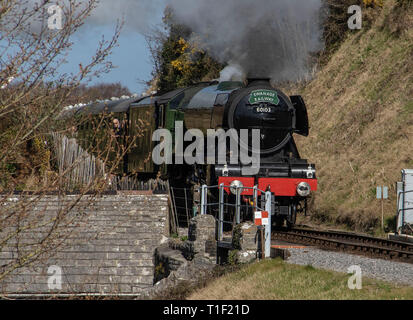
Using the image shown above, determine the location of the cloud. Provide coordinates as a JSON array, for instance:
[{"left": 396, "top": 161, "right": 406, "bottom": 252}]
[
  {"left": 86, "top": 0, "right": 166, "bottom": 33},
  {"left": 20, "top": 0, "right": 165, "bottom": 33}
]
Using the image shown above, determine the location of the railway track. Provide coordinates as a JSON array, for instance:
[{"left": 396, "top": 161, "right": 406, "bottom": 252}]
[{"left": 272, "top": 227, "right": 413, "bottom": 264}]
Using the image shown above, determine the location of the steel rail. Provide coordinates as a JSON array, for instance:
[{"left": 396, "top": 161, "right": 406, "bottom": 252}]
[{"left": 272, "top": 227, "right": 413, "bottom": 264}]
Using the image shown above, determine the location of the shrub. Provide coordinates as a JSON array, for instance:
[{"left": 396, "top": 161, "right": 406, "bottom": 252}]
[
  {"left": 228, "top": 250, "right": 239, "bottom": 266},
  {"left": 363, "top": 0, "right": 384, "bottom": 7}
]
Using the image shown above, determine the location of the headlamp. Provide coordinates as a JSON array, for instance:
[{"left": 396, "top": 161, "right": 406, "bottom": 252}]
[
  {"left": 297, "top": 182, "right": 311, "bottom": 197},
  {"left": 230, "top": 180, "right": 244, "bottom": 195}
]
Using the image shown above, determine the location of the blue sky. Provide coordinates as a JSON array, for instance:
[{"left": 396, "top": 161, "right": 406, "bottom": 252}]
[
  {"left": 61, "top": 1, "right": 166, "bottom": 95},
  {"left": 62, "top": 26, "right": 156, "bottom": 95}
]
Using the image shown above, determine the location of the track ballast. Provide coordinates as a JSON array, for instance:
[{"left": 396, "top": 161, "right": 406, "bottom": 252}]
[{"left": 272, "top": 227, "right": 413, "bottom": 264}]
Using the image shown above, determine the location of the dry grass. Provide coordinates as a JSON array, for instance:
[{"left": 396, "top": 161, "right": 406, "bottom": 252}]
[
  {"left": 286, "top": 0, "right": 413, "bottom": 233},
  {"left": 188, "top": 259, "right": 413, "bottom": 300}
]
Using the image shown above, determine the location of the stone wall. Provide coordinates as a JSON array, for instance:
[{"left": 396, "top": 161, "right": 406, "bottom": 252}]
[
  {"left": 0, "top": 193, "right": 168, "bottom": 297},
  {"left": 153, "top": 246, "right": 187, "bottom": 283},
  {"left": 148, "top": 215, "right": 218, "bottom": 298},
  {"left": 233, "top": 222, "right": 259, "bottom": 263},
  {"left": 188, "top": 214, "right": 217, "bottom": 264}
]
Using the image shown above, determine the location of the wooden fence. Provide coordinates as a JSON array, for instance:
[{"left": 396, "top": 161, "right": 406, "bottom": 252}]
[{"left": 51, "top": 132, "right": 106, "bottom": 190}]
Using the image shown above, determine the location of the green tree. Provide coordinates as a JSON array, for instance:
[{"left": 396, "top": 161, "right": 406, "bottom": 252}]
[{"left": 146, "top": 7, "right": 223, "bottom": 93}]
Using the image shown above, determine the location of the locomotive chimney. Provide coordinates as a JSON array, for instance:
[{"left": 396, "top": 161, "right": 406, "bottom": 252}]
[{"left": 246, "top": 77, "right": 271, "bottom": 87}]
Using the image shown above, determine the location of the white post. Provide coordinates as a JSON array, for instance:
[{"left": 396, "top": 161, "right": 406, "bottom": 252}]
[
  {"left": 201, "top": 184, "right": 207, "bottom": 215},
  {"left": 235, "top": 188, "right": 241, "bottom": 225},
  {"left": 265, "top": 191, "right": 272, "bottom": 258},
  {"left": 218, "top": 183, "right": 224, "bottom": 241},
  {"left": 253, "top": 185, "right": 258, "bottom": 211}
]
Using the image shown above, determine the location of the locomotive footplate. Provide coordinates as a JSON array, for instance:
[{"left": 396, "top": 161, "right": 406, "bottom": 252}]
[{"left": 215, "top": 162, "right": 316, "bottom": 179}]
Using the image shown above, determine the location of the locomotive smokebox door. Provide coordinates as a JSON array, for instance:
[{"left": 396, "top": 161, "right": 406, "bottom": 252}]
[{"left": 226, "top": 78, "right": 296, "bottom": 155}]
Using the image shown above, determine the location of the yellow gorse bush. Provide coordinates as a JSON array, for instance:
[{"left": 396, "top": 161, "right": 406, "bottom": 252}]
[
  {"left": 171, "top": 37, "right": 204, "bottom": 74},
  {"left": 171, "top": 59, "right": 184, "bottom": 71},
  {"left": 363, "top": 0, "right": 384, "bottom": 7},
  {"left": 177, "top": 37, "right": 189, "bottom": 54}
]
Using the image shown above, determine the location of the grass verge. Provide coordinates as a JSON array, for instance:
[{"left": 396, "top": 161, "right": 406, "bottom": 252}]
[{"left": 187, "top": 258, "right": 413, "bottom": 300}]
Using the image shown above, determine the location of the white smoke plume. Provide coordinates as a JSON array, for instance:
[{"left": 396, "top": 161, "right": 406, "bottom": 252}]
[
  {"left": 168, "top": 0, "right": 324, "bottom": 82},
  {"left": 219, "top": 63, "right": 245, "bottom": 82}
]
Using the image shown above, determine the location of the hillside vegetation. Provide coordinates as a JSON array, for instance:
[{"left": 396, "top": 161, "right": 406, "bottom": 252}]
[{"left": 292, "top": 0, "right": 413, "bottom": 232}]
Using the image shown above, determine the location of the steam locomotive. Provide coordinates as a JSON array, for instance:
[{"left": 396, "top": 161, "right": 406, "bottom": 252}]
[{"left": 71, "top": 78, "right": 317, "bottom": 227}]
